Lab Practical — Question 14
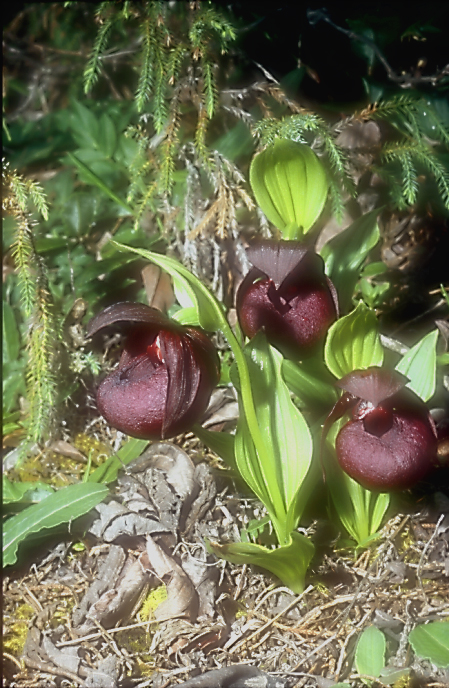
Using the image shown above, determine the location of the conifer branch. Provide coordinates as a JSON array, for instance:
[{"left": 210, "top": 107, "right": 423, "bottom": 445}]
[{"left": 3, "top": 167, "right": 57, "bottom": 448}]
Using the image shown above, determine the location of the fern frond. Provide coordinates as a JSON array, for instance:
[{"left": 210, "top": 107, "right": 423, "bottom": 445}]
[
  {"left": 167, "top": 42, "right": 187, "bottom": 86},
  {"left": 159, "top": 86, "right": 182, "bottom": 193},
  {"left": 3, "top": 167, "right": 57, "bottom": 447},
  {"left": 11, "top": 216, "right": 36, "bottom": 317},
  {"left": 83, "top": 3, "right": 116, "bottom": 94},
  {"left": 189, "top": 7, "right": 236, "bottom": 55},
  {"left": 327, "top": 177, "right": 346, "bottom": 224},
  {"left": 415, "top": 149, "right": 449, "bottom": 210},
  {"left": 202, "top": 59, "right": 217, "bottom": 120},
  {"left": 194, "top": 100, "right": 211, "bottom": 169},
  {"left": 153, "top": 32, "right": 168, "bottom": 133},
  {"left": 27, "top": 180, "right": 49, "bottom": 221},
  {"left": 426, "top": 101, "right": 449, "bottom": 146},
  {"left": 401, "top": 150, "right": 419, "bottom": 205},
  {"left": 381, "top": 139, "right": 449, "bottom": 210},
  {"left": 363, "top": 94, "right": 419, "bottom": 121},
  {"left": 136, "top": 17, "right": 154, "bottom": 112},
  {"left": 26, "top": 274, "right": 57, "bottom": 444},
  {"left": 133, "top": 182, "right": 157, "bottom": 231}
]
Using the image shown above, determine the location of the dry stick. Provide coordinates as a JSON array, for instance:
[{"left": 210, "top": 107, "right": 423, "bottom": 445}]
[
  {"left": 289, "top": 514, "right": 410, "bottom": 673},
  {"left": 3, "top": 651, "right": 22, "bottom": 670},
  {"left": 417, "top": 513, "right": 445, "bottom": 601},
  {"left": 23, "top": 657, "right": 84, "bottom": 685},
  {"left": 226, "top": 585, "right": 314, "bottom": 654},
  {"left": 57, "top": 619, "right": 158, "bottom": 647}
]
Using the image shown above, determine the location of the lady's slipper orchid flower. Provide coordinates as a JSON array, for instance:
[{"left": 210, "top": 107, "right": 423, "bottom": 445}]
[
  {"left": 323, "top": 368, "right": 438, "bottom": 491},
  {"left": 237, "top": 241, "right": 338, "bottom": 358},
  {"left": 87, "top": 303, "right": 220, "bottom": 440}
]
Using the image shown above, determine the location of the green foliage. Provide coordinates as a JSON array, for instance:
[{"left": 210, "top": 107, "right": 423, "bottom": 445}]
[
  {"left": 355, "top": 625, "right": 386, "bottom": 684},
  {"left": 253, "top": 114, "right": 355, "bottom": 223},
  {"left": 3, "top": 167, "right": 57, "bottom": 447},
  {"left": 320, "top": 208, "right": 381, "bottom": 313},
  {"left": 395, "top": 329, "right": 438, "bottom": 401},
  {"left": 366, "top": 95, "right": 449, "bottom": 211},
  {"left": 3, "top": 482, "right": 108, "bottom": 567},
  {"left": 84, "top": 1, "right": 237, "bottom": 200},
  {"left": 87, "top": 437, "right": 149, "bottom": 484},
  {"left": 325, "top": 302, "right": 384, "bottom": 379},
  {"left": 408, "top": 620, "right": 449, "bottom": 668},
  {"left": 3, "top": 475, "right": 54, "bottom": 505}
]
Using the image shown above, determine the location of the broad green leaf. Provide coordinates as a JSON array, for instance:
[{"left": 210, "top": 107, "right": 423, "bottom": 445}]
[
  {"left": 171, "top": 306, "right": 201, "bottom": 327},
  {"left": 3, "top": 476, "right": 54, "bottom": 505},
  {"left": 97, "top": 113, "right": 117, "bottom": 158},
  {"left": 325, "top": 302, "right": 383, "bottom": 379},
  {"left": 207, "top": 531, "right": 315, "bottom": 594},
  {"left": 69, "top": 101, "right": 100, "bottom": 149},
  {"left": 88, "top": 438, "right": 149, "bottom": 484},
  {"left": 67, "top": 153, "right": 135, "bottom": 215},
  {"left": 3, "top": 483, "right": 108, "bottom": 567},
  {"left": 3, "top": 362, "right": 26, "bottom": 415},
  {"left": 320, "top": 208, "right": 381, "bottom": 312},
  {"left": 396, "top": 329, "right": 438, "bottom": 402},
  {"left": 409, "top": 621, "right": 449, "bottom": 668},
  {"left": 355, "top": 626, "right": 386, "bottom": 681},
  {"left": 3, "top": 302, "right": 20, "bottom": 363},
  {"left": 438, "top": 352, "right": 449, "bottom": 366},
  {"left": 361, "top": 261, "right": 388, "bottom": 278},
  {"left": 282, "top": 358, "right": 338, "bottom": 408},
  {"left": 112, "top": 242, "right": 225, "bottom": 332},
  {"left": 234, "top": 335, "right": 313, "bottom": 540},
  {"left": 242, "top": 515, "right": 272, "bottom": 543},
  {"left": 323, "top": 425, "right": 390, "bottom": 545}
]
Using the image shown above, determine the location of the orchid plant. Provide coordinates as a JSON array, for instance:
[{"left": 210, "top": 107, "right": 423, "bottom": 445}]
[{"left": 88, "top": 138, "right": 441, "bottom": 593}]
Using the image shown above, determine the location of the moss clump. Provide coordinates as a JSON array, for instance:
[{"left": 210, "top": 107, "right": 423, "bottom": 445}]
[
  {"left": 73, "top": 433, "right": 110, "bottom": 465},
  {"left": 4, "top": 603, "right": 35, "bottom": 656},
  {"left": 139, "top": 585, "right": 167, "bottom": 622}
]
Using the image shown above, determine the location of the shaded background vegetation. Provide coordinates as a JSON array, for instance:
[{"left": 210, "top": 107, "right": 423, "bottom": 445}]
[{"left": 3, "top": 1, "right": 449, "bottom": 451}]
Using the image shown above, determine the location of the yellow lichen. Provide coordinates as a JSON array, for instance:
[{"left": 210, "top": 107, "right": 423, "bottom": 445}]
[
  {"left": 4, "top": 604, "right": 35, "bottom": 656},
  {"left": 138, "top": 585, "right": 168, "bottom": 622},
  {"left": 73, "top": 433, "right": 110, "bottom": 466},
  {"left": 115, "top": 628, "right": 155, "bottom": 674}
]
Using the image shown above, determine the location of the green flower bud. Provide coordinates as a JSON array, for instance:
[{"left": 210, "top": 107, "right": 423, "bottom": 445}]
[{"left": 250, "top": 139, "right": 329, "bottom": 238}]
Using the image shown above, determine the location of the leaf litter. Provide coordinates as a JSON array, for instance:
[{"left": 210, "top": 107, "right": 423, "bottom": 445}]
[{"left": 3, "top": 431, "right": 449, "bottom": 687}]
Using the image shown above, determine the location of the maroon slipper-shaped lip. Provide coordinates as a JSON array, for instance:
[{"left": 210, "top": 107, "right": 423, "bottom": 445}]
[
  {"left": 237, "top": 241, "right": 338, "bottom": 359},
  {"left": 88, "top": 302, "right": 220, "bottom": 440}
]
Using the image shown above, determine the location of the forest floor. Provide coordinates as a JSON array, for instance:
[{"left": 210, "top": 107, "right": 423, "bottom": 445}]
[{"left": 3, "top": 419, "right": 449, "bottom": 688}]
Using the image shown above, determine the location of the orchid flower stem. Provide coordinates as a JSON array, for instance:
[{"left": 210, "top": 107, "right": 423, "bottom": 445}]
[{"left": 216, "top": 314, "right": 285, "bottom": 541}]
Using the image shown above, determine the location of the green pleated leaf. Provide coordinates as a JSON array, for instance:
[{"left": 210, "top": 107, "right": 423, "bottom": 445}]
[
  {"left": 234, "top": 334, "right": 313, "bottom": 539},
  {"left": 88, "top": 437, "right": 149, "bottom": 484},
  {"left": 207, "top": 531, "right": 315, "bottom": 594},
  {"left": 325, "top": 302, "right": 384, "bottom": 379},
  {"left": 3, "top": 476, "right": 54, "bottom": 505},
  {"left": 320, "top": 208, "right": 381, "bottom": 312},
  {"left": 409, "top": 621, "right": 449, "bottom": 668},
  {"left": 323, "top": 430, "right": 390, "bottom": 545},
  {"left": 396, "top": 329, "right": 438, "bottom": 402},
  {"left": 3, "top": 483, "right": 108, "bottom": 567},
  {"left": 355, "top": 626, "right": 386, "bottom": 681},
  {"left": 282, "top": 358, "right": 338, "bottom": 408},
  {"left": 112, "top": 242, "right": 225, "bottom": 332},
  {"left": 250, "top": 139, "right": 328, "bottom": 237}
]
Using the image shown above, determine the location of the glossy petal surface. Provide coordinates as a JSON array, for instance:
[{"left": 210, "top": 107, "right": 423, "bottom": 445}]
[
  {"left": 89, "top": 302, "right": 220, "bottom": 440},
  {"left": 336, "top": 410, "right": 437, "bottom": 490},
  {"left": 238, "top": 241, "right": 338, "bottom": 358}
]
